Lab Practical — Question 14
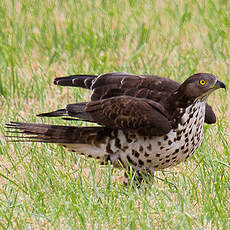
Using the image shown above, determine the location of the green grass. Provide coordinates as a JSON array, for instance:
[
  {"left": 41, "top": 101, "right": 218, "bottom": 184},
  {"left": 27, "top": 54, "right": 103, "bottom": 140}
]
[{"left": 0, "top": 0, "right": 230, "bottom": 229}]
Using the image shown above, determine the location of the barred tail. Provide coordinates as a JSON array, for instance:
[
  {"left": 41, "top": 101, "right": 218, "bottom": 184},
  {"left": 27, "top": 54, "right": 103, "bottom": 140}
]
[
  {"left": 5, "top": 122, "right": 114, "bottom": 162},
  {"left": 5, "top": 122, "right": 110, "bottom": 144}
]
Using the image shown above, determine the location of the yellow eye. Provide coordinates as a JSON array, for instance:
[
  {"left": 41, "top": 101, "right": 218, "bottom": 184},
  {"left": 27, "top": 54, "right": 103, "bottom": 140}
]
[{"left": 200, "top": 79, "right": 206, "bottom": 85}]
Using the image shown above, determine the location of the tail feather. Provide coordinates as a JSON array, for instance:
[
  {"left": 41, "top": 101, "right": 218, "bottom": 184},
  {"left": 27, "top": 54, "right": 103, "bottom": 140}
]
[
  {"left": 5, "top": 122, "right": 110, "bottom": 144},
  {"left": 54, "top": 75, "right": 97, "bottom": 89}
]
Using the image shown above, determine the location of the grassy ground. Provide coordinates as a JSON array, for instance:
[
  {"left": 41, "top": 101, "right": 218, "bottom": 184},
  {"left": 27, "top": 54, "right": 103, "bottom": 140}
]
[{"left": 0, "top": 0, "right": 229, "bottom": 229}]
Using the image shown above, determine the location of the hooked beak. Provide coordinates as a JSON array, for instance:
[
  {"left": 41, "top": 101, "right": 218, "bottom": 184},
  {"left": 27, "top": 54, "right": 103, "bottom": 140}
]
[{"left": 215, "top": 79, "right": 226, "bottom": 89}]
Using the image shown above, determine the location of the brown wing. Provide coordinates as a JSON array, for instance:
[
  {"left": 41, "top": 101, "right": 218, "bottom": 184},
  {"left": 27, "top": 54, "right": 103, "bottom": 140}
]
[
  {"left": 205, "top": 104, "right": 216, "bottom": 124},
  {"left": 54, "top": 72, "right": 179, "bottom": 102},
  {"left": 89, "top": 72, "right": 180, "bottom": 103},
  {"left": 39, "top": 96, "right": 172, "bottom": 136},
  {"left": 54, "top": 74, "right": 97, "bottom": 88},
  {"left": 54, "top": 72, "right": 217, "bottom": 124}
]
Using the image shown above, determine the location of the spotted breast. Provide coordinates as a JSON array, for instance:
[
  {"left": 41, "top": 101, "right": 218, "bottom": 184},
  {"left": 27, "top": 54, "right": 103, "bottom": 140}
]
[{"left": 69, "top": 99, "right": 206, "bottom": 174}]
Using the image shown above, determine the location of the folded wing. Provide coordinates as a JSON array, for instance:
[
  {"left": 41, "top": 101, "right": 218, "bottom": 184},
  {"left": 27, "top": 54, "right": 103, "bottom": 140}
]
[{"left": 39, "top": 95, "right": 172, "bottom": 136}]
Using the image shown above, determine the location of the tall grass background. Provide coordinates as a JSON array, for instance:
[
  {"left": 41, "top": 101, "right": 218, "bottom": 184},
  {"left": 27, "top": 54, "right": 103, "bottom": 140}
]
[{"left": 0, "top": 0, "right": 229, "bottom": 229}]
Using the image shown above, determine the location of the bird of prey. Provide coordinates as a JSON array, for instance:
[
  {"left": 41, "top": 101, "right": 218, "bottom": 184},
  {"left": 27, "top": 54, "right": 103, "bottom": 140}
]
[{"left": 6, "top": 72, "right": 225, "bottom": 183}]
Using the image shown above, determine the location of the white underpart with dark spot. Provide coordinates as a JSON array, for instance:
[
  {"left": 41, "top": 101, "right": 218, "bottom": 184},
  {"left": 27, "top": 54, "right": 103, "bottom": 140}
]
[{"left": 66, "top": 100, "right": 206, "bottom": 173}]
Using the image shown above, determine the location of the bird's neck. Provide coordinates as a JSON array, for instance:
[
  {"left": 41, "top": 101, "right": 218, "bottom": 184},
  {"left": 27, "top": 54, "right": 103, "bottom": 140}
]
[
  {"left": 166, "top": 89, "right": 208, "bottom": 122},
  {"left": 166, "top": 90, "right": 195, "bottom": 111}
]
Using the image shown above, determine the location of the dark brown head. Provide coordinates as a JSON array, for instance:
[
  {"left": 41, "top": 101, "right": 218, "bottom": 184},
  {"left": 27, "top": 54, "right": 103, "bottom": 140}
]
[{"left": 179, "top": 73, "right": 226, "bottom": 100}]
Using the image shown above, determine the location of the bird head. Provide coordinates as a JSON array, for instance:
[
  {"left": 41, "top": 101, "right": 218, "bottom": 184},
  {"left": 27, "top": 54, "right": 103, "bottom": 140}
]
[{"left": 179, "top": 73, "right": 226, "bottom": 100}]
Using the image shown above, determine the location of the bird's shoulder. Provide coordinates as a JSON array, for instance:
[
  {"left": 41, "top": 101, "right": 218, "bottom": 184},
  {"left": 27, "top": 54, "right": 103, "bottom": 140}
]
[{"left": 90, "top": 72, "right": 180, "bottom": 102}]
